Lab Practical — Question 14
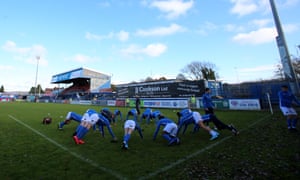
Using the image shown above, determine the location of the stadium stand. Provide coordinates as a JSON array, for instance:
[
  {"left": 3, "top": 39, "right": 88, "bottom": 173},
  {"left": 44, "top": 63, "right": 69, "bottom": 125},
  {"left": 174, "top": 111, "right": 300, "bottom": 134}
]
[{"left": 51, "top": 67, "right": 112, "bottom": 101}]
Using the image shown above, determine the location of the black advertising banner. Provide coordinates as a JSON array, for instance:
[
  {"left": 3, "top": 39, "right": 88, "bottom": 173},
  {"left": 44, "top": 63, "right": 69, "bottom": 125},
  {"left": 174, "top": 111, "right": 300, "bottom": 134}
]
[{"left": 116, "top": 80, "right": 205, "bottom": 98}]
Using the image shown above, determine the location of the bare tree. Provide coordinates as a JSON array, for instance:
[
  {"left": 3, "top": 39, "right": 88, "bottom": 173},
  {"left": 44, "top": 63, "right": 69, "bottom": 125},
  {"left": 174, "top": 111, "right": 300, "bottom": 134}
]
[
  {"left": 181, "top": 61, "right": 218, "bottom": 80},
  {"left": 144, "top": 77, "right": 154, "bottom": 82},
  {"left": 274, "top": 58, "right": 300, "bottom": 79},
  {"left": 176, "top": 73, "right": 187, "bottom": 80},
  {"left": 158, "top": 77, "right": 167, "bottom": 81}
]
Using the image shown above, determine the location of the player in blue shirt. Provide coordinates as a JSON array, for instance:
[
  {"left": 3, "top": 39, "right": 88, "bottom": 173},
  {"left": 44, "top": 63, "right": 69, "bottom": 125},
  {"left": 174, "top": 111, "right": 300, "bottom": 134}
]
[
  {"left": 122, "top": 119, "right": 143, "bottom": 150},
  {"left": 153, "top": 116, "right": 180, "bottom": 146},
  {"left": 140, "top": 108, "right": 152, "bottom": 124},
  {"left": 177, "top": 109, "right": 238, "bottom": 140},
  {"left": 100, "top": 108, "right": 114, "bottom": 124},
  {"left": 126, "top": 109, "right": 138, "bottom": 122},
  {"left": 113, "top": 109, "right": 123, "bottom": 123},
  {"left": 151, "top": 110, "right": 162, "bottom": 122},
  {"left": 202, "top": 88, "right": 215, "bottom": 114},
  {"left": 57, "top": 111, "right": 82, "bottom": 130},
  {"left": 278, "top": 85, "right": 300, "bottom": 130},
  {"left": 176, "top": 109, "right": 199, "bottom": 135},
  {"left": 72, "top": 109, "right": 100, "bottom": 144},
  {"left": 94, "top": 113, "right": 118, "bottom": 142}
]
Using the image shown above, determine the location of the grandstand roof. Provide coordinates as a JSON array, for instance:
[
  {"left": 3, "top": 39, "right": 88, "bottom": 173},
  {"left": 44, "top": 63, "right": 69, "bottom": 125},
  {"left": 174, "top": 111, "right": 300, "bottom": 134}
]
[{"left": 51, "top": 67, "right": 110, "bottom": 84}]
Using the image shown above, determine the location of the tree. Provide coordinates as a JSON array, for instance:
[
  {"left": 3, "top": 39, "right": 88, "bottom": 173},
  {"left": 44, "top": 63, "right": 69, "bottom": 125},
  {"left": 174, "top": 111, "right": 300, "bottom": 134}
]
[
  {"left": 176, "top": 73, "right": 187, "bottom": 80},
  {"left": 274, "top": 58, "right": 300, "bottom": 79},
  {"left": 0, "top": 85, "right": 4, "bottom": 92},
  {"left": 29, "top": 84, "right": 44, "bottom": 95},
  {"left": 181, "top": 61, "right": 218, "bottom": 80},
  {"left": 157, "top": 77, "right": 167, "bottom": 81},
  {"left": 144, "top": 77, "right": 154, "bottom": 82},
  {"left": 111, "top": 84, "right": 117, "bottom": 92}
]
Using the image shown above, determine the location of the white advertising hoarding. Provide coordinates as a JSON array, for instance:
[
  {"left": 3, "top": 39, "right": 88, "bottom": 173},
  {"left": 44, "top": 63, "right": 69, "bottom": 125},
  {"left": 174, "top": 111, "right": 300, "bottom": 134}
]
[{"left": 229, "top": 99, "right": 261, "bottom": 110}]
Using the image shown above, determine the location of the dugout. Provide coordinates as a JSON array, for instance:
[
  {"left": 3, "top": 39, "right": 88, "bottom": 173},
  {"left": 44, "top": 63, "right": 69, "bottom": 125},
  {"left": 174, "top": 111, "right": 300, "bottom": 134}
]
[{"left": 51, "top": 67, "right": 112, "bottom": 100}]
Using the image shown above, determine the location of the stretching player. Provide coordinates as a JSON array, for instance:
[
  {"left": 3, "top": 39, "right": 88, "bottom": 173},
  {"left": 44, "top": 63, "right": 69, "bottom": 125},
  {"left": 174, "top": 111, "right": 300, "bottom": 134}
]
[
  {"left": 153, "top": 117, "right": 180, "bottom": 146},
  {"left": 94, "top": 113, "right": 118, "bottom": 142},
  {"left": 177, "top": 109, "right": 238, "bottom": 140},
  {"left": 72, "top": 109, "right": 100, "bottom": 144},
  {"left": 140, "top": 108, "right": 152, "bottom": 124},
  {"left": 151, "top": 110, "right": 162, "bottom": 122},
  {"left": 122, "top": 119, "right": 143, "bottom": 150},
  {"left": 126, "top": 109, "right": 138, "bottom": 122},
  {"left": 100, "top": 108, "right": 114, "bottom": 124},
  {"left": 58, "top": 111, "right": 82, "bottom": 130},
  {"left": 114, "top": 109, "right": 122, "bottom": 123}
]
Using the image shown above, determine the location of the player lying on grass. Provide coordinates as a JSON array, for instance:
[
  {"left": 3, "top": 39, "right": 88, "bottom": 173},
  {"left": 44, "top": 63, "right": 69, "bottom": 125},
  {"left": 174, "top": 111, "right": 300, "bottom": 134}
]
[
  {"left": 72, "top": 109, "right": 117, "bottom": 144},
  {"left": 177, "top": 109, "right": 239, "bottom": 140},
  {"left": 122, "top": 119, "right": 143, "bottom": 150},
  {"left": 153, "top": 115, "right": 180, "bottom": 146}
]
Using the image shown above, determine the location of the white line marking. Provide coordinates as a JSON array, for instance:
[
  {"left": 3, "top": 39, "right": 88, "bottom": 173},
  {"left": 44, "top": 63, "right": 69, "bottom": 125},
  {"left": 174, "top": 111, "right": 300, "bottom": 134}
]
[
  {"left": 140, "top": 114, "right": 272, "bottom": 180},
  {"left": 8, "top": 115, "right": 126, "bottom": 180}
]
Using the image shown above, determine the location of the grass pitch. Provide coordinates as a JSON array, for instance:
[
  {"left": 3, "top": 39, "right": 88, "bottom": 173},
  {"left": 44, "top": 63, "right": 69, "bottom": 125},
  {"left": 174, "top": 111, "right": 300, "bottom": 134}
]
[{"left": 0, "top": 102, "right": 299, "bottom": 179}]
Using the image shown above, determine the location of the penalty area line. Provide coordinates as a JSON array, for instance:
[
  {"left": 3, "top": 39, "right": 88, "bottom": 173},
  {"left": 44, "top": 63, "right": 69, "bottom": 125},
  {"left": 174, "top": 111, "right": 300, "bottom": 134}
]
[
  {"left": 140, "top": 114, "right": 272, "bottom": 180},
  {"left": 8, "top": 115, "right": 125, "bottom": 180}
]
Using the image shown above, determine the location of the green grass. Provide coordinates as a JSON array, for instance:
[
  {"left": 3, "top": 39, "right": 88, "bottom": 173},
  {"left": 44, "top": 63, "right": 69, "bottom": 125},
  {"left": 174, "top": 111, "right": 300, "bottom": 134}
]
[{"left": 0, "top": 102, "right": 299, "bottom": 179}]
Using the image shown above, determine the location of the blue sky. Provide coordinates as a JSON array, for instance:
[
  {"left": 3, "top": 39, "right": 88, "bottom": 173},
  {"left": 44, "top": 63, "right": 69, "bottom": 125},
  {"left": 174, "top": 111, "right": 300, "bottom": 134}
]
[{"left": 1, "top": 0, "right": 300, "bottom": 91}]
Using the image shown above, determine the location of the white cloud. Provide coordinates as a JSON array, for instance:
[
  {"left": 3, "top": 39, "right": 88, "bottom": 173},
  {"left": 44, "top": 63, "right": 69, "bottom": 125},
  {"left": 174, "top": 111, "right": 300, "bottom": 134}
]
[
  {"left": 149, "top": 0, "right": 194, "bottom": 19},
  {"left": 2, "top": 40, "right": 30, "bottom": 54},
  {"left": 85, "top": 31, "right": 129, "bottom": 42},
  {"left": 232, "top": 23, "right": 299, "bottom": 45},
  {"left": 283, "top": 24, "right": 299, "bottom": 33},
  {"left": 224, "top": 24, "right": 246, "bottom": 32},
  {"left": 136, "top": 23, "right": 186, "bottom": 37},
  {"left": 230, "top": 0, "right": 258, "bottom": 16},
  {"left": 69, "top": 54, "right": 100, "bottom": 63},
  {"left": 121, "top": 43, "right": 167, "bottom": 57},
  {"left": 233, "top": 27, "right": 276, "bottom": 44},
  {"left": 282, "top": 0, "right": 300, "bottom": 7},
  {"left": 0, "top": 65, "right": 14, "bottom": 71},
  {"left": 250, "top": 18, "right": 272, "bottom": 27},
  {"left": 238, "top": 64, "right": 276, "bottom": 73},
  {"left": 196, "top": 21, "right": 218, "bottom": 36},
  {"left": 117, "top": 30, "right": 129, "bottom": 41},
  {"left": 2, "top": 40, "right": 48, "bottom": 66},
  {"left": 143, "top": 43, "right": 168, "bottom": 56},
  {"left": 97, "top": 1, "right": 110, "bottom": 8},
  {"left": 230, "top": 0, "right": 269, "bottom": 16},
  {"left": 85, "top": 32, "right": 101, "bottom": 40}
]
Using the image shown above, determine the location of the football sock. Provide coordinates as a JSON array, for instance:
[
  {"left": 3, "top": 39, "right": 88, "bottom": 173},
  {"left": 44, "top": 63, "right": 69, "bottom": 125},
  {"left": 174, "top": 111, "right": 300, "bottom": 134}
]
[
  {"left": 287, "top": 118, "right": 292, "bottom": 128},
  {"left": 292, "top": 118, "right": 297, "bottom": 128},
  {"left": 124, "top": 134, "right": 131, "bottom": 143},
  {"left": 107, "top": 126, "right": 116, "bottom": 138},
  {"left": 59, "top": 121, "right": 65, "bottom": 128},
  {"left": 77, "top": 127, "right": 88, "bottom": 139},
  {"left": 162, "top": 134, "right": 172, "bottom": 142},
  {"left": 66, "top": 112, "right": 72, "bottom": 120},
  {"left": 76, "top": 125, "right": 83, "bottom": 133},
  {"left": 209, "top": 130, "right": 217, "bottom": 136}
]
